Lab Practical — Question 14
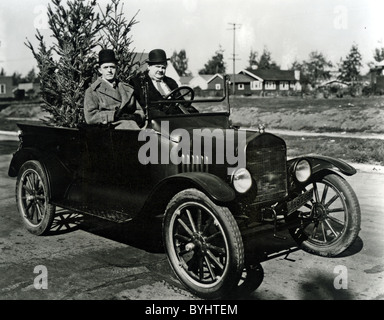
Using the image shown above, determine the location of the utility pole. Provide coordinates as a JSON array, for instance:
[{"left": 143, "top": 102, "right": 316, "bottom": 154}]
[{"left": 227, "top": 23, "right": 241, "bottom": 96}]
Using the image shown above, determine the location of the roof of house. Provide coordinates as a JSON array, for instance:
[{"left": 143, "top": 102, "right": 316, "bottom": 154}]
[
  {"left": 0, "top": 75, "right": 13, "bottom": 81},
  {"left": 197, "top": 74, "right": 217, "bottom": 81},
  {"left": 227, "top": 74, "right": 254, "bottom": 83},
  {"left": 370, "top": 60, "right": 384, "bottom": 71},
  {"left": 244, "top": 69, "right": 297, "bottom": 81},
  {"left": 179, "top": 76, "right": 193, "bottom": 85},
  {"left": 318, "top": 79, "right": 350, "bottom": 88}
]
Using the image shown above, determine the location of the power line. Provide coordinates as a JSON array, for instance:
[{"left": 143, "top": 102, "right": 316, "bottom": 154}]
[{"left": 227, "top": 22, "right": 241, "bottom": 95}]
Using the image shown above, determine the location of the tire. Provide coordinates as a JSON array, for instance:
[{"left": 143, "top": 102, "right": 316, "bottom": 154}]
[
  {"left": 16, "top": 160, "right": 56, "bottom": 235},
  {"left": 163, "top": 188, "right": 244, "bottom": 299},
  {"left": 290, "top": 173, "right": 361, "bottom": 257},
  {"left": 228, "top": 264, "right": 264, "bottom": 299}
]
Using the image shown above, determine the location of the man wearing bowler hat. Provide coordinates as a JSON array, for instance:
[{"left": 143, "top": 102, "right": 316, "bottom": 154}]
[
  {"left": 130, "top": 48, "right": 197, "bottom": 117},
  {"left": 84, "top": 49, "right": 144, "bottom": 129}
]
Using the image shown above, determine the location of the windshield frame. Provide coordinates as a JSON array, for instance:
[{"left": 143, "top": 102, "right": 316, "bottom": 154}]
[{"left": 144, "top": 75, "right": 231, "bottom": 120}]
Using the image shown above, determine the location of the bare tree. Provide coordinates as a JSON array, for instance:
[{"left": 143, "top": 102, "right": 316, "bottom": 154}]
[
  {"left": 199, "top": 46, "right": 226, "bottom": 74},
  {"left": 170, "top": 49, "right": 190, "bottom": 76},
  {"left": 246, "top": 49, "right": 258, "bottom": 71},
  {"left": 258, "top": 47, "right": 279, "bottom": 70},
  {"left": 301, "top": 51, "right": 333, "bottom": 87}
]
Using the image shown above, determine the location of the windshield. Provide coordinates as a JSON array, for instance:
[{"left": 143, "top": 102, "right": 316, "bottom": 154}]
[{"left": 146, "top": 76, "right": 230, "bottom": 119}]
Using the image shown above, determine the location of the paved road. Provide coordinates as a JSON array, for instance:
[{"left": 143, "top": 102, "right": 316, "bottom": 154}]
[{"left": 0, "top": 140, "right": 383, "bottom": 301}]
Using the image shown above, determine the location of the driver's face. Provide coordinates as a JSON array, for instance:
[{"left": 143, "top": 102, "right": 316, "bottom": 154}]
[{"left": 148, "top": 63, "right": 167, "bottom": 81}]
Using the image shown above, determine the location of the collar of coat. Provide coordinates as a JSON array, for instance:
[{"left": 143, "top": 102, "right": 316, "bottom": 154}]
[
  {"left": 90, "top": 77, "right": 133, "bottom": 92},
  {"left": 90, "top": 77, "right": 134, "bottom": 104}
]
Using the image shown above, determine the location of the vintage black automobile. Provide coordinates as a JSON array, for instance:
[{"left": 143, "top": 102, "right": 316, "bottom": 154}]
[{"left": 8, "top": 79, "right": 361, "bottom": 299}]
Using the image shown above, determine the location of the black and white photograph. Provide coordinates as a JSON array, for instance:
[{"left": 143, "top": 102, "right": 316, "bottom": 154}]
[{"left": 0, "top": 0, "right": 383, "bottom": 307}]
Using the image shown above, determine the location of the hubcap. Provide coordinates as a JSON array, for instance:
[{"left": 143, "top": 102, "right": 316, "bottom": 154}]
[{"left": 312, "top": 203, "right": 328, "bottom": 220}]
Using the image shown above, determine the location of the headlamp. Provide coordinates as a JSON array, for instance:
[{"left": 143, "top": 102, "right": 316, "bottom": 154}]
[
  {"left": 294, "top": 159, "right": 311, "bottom": 183},
  {"left": 232, "top": 168, "right": 252, "bottom": 193}
]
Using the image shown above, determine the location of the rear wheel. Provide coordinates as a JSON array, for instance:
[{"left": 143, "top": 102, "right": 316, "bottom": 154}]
[
  {"left": 163, "top": 188, "right": 244, "bottom": 299},
  {"left": 16, "top": 160, "right": 55, "bottom": 235},
  {"left": 290, "top": 173, "right": 361, "bottom": 257}
]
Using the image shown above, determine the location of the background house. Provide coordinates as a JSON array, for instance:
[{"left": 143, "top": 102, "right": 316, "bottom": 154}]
[
  {"left": 177, "top": 71, "right": 301, "bottom": 97},
  {"left": 227, "top": 74, "right": 254, "bottom": 95},
  {"left": 188, "top": 74, "right": 215, "bottom": 90},
  {"left": 186, "top": 74, "right": 228, "bottom": 97},
  {"left": 370, "top": 61, "right": 384, "bottom": 93},
  {"left": 0, "top": 76, "right": 14, "bottom": 99},
  {"left": 239, "top": 69, "right": 301, "bottom": 95},
  {"left": 16, "top": 82, "right": 41, "bottom": 99},
  {"left": 318, "top": 79, "right": 350, "bottom": 89}
]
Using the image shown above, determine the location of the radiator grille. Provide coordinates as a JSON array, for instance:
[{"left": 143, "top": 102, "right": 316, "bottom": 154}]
[
  {"left": 180, "top": 154, "right": 209, "bottom": 173},
  {"left": 247, "top": 144, "right": 287, "bottom": 203}
]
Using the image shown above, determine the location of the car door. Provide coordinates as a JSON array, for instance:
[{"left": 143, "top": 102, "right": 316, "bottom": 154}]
[{"left": 109, "top": 128, "right": 153, "bottom": 213}]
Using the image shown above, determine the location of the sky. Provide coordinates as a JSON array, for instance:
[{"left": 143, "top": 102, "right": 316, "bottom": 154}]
[{"left": 0, "top": 0, "right": 383, "bottom": 77}]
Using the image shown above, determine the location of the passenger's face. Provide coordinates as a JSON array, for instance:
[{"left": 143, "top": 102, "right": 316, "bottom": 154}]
[
  {"left": 148, "top": 63, "right": 167, "bottom": 81},
  {"left": 99, "top": 63, "right": 117, "bottom": 82}
]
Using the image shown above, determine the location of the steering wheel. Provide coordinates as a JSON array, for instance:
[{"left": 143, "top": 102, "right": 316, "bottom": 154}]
[{"left": 164, "top": 86, "right": 195, "bottom": 114}]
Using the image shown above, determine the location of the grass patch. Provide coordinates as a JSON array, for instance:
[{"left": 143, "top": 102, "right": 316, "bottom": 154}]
[
  {"left": 282, "top": 135, "right": 384, "bottom": 166},
  {"left": 199, "top": 96, "right": 384, "bottom": 134}
]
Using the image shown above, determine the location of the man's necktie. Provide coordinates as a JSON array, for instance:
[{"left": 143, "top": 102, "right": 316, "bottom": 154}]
[{"left": 155, "top": 81, "right": 168, "bottom": 97}]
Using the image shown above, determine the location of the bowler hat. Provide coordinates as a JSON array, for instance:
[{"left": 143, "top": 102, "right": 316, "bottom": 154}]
[
  {"left": 98, "top": 49, "right": 118, "bottom": 65},
  {"left": 146, "top": 49, "right": 170, "bottom": 64}
]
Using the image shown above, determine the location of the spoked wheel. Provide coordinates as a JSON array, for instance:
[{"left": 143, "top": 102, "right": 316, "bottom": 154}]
[
  {"left": 16, "top": 160, "right": 55, "bottom": 235},
  {"left": 163, "top": 189, "right": 244, "bottom": 299},
  {"left": 290, "top": 173, "right": 361, "bottom": 257}
]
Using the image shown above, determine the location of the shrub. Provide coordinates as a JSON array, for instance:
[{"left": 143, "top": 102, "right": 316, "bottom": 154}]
[{"left": 349, "top": 83, "right": 363, "bottom": 97}]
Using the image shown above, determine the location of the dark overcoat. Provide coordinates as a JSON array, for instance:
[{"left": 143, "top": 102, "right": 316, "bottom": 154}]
[
  {"left": 129, "top": 71, "right": 178, "bottom": 115},
  {"left": 84, "top": 78, "right": 137, "bottom": 124}
]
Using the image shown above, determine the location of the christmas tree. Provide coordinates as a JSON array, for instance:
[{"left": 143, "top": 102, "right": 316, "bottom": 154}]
[{"left": 25, "top": 0, "right": 139, "bottom": 127}]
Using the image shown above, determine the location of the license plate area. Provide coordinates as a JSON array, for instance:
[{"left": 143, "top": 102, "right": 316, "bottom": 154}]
[{"left": 287, "top": 188, "right": 313, "bottom": 215}]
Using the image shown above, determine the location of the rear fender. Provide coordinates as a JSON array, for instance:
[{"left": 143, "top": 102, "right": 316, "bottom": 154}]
[
  {"left": 8, "top": 147, "right": 72, "bottom": 201},
  {"left": 8, "top": 147, "right": 40, "bottom": 177},
  {"left": 288, "top": 155, "right": 357, "bottom": 177}
]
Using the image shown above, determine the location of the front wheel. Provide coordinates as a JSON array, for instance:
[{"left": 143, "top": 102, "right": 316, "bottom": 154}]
[
  {"left": 16, "top": 160, "right": 55, "bottom": 235},
  {"left": 290, "top": 173, "right": 361, "bottom": 257},
  {"left": 163, "top": 188, "right": 244, "bottom": 299}
]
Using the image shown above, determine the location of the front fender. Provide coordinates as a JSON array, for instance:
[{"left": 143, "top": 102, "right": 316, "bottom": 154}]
[
  {"left": 152, "top": 172, "right": 235, "bottom": 203},
  {"left": 288, "top": 155, "right": 357, "bottom": 176}
]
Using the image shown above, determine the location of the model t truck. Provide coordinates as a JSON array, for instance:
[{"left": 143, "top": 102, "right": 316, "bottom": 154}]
[{"left": 8, "top": 79, "right": 361, "bottom": 299}]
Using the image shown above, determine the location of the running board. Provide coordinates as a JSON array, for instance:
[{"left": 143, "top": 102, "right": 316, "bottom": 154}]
[{"left": 52, "top": 201, "right": 133, "bottom": 223}]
